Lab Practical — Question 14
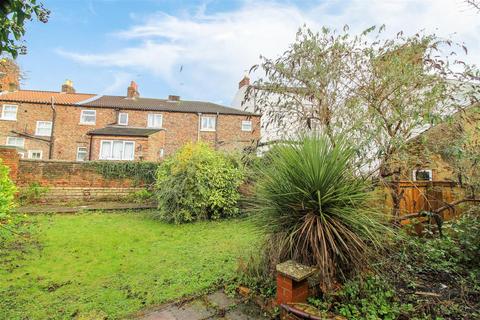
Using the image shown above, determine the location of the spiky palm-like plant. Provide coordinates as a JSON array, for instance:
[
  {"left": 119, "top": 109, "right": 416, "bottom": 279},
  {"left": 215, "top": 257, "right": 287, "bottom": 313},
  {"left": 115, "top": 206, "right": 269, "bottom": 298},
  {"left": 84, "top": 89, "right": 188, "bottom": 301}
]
[{"left": 251, "top": 135, "right": 388, "bottom": 287}]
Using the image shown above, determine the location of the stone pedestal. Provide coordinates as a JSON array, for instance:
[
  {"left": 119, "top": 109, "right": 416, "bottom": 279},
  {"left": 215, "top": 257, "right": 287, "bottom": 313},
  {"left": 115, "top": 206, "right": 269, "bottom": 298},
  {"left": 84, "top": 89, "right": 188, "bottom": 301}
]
[{"left": 276, "top": 260, "right": 316, "bottom": 306}]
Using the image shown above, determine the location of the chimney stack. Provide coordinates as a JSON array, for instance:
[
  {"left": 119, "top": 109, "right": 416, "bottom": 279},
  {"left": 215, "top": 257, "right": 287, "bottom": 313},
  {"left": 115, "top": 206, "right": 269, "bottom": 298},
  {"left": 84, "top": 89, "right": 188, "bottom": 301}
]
[
  {"left": 127, "top": 80, "right": 139, "bottom": 98},
  {"left": 0, "top": 58, "right": 20, "bottom": 92},
  {"left": 168, "top": 95, "right": 180, "bottom": 101},
  {"left": 61, "top": 79, "right": 75, "bottom": 93},
  {"left": 238, "top": 74, "right": 250, "bottom": 89}
]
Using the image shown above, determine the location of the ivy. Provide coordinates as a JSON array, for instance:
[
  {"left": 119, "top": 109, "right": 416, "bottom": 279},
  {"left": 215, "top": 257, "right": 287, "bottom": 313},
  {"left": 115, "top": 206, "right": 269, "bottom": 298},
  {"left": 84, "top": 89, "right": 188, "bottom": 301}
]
[{"left": 86, "top": 161, "right": 159, "bottom": 186}]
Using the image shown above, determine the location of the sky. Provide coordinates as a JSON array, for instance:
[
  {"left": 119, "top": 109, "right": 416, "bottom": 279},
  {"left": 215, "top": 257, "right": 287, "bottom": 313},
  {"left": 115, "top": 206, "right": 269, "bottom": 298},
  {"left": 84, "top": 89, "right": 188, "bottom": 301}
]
[{"left": 15, "top": 0, "right": 480, "bottom": 106}]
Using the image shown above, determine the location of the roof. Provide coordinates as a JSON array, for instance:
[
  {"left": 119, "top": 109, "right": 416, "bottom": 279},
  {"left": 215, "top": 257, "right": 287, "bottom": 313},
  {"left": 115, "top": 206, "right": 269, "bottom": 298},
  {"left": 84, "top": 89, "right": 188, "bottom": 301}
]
[
  {"left": 0, "top": 90, "right": 95, "bottom": 105},
  {"left": 0, "top": 89, "right": 257, "bottom": 116},
  {"left": 87, "top": 126, "right": 163, "bottom": 137},
  {"left": 79, "top": 95, "right": 256, "bottom": 116}
]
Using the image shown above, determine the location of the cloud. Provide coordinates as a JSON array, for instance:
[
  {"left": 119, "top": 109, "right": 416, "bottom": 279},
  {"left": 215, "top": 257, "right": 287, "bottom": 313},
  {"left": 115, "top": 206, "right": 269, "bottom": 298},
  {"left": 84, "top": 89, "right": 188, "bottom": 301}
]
[{"left": 57, "top": 0, "right": 480, "bottom": 103}]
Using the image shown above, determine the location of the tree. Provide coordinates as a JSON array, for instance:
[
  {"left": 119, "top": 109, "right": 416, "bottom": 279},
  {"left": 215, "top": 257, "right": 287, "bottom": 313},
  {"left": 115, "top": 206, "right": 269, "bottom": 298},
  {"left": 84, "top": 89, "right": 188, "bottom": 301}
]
[
  {"left": 0, "top": 0, "right": 50, "bottom": 58},
  {"left": 248, "top": 26, "right": 480, "bottom": 218}
]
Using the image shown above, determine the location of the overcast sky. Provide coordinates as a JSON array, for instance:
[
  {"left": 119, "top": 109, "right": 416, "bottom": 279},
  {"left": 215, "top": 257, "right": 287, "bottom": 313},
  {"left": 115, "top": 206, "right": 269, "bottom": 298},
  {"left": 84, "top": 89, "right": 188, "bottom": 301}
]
[{"left": 17, "top": 0, "right": 480, "bottom": 105}]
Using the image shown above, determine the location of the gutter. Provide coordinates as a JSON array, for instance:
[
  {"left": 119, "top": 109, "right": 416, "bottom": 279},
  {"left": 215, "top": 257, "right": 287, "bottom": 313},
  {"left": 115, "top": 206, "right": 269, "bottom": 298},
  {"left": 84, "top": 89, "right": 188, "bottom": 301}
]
[{"left": 49, "top": 96, "right": 56, "bottom": 159}]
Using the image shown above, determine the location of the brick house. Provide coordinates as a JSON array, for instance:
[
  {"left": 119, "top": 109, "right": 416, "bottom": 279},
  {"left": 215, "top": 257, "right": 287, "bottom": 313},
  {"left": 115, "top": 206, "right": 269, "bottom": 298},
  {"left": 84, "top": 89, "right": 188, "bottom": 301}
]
[{"left": 0, "top": 80, "right": 260, "bottom": 161}]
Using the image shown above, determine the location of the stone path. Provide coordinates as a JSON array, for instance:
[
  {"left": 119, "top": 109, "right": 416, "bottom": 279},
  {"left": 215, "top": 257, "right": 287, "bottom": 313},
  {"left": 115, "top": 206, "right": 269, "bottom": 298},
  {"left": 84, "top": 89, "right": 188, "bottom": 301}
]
[
  {"left": 137, "top": 290, "right": 271, "bottom": 320},
  {"left": 16, "top": 201, "right": 156, "bottom": 214}
]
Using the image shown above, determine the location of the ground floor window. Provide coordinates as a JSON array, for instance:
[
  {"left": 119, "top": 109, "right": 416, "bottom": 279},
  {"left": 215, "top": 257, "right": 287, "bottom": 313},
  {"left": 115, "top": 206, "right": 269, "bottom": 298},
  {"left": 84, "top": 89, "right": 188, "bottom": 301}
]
[
  {"left": 28, "top": 150, "right": 43, "bottom": 160},
  {"left": 99, "top": 140, "right": 135, "bottom": 160},
  {"left": 76, "top": 147, "right": 88, "bottom": 161},
  {"left": 6, "top": 136, "right": 25, "bottom": 147}
]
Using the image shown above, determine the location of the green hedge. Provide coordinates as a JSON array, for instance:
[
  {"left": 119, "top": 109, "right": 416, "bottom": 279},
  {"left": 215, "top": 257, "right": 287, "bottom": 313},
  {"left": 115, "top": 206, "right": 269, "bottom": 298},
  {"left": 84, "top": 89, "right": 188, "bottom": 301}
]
[{"left": 86, "top": 161, "right": 159, "bottom": 186}]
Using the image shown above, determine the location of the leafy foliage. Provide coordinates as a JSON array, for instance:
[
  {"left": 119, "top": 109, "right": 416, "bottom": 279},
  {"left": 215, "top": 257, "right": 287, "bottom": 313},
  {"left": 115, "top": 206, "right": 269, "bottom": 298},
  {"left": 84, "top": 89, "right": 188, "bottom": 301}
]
[
  {"left": 155, "top": 142, "right": 244, "bottom": 224},
  {"left": 87, "top": 161, "right": 159, "bottom": 186},
  {"left": 250, "top": 135, "right": 389, "bottom": 287},
  {"left": 0, "top": 159, "right": 16, "bottom": 221},
  {"left": 0, "top": 0, "right": 50, "bottom": 57},
  {"left": 18, "top": 182, "right": 48, "bottom": 204}
]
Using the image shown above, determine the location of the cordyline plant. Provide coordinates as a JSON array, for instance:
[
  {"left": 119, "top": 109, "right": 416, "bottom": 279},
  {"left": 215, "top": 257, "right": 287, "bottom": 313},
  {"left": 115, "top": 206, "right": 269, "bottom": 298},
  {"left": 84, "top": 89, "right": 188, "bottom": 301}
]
[
  {"left": 249, "top": 135, "right": 390, "bottom": 288},
  {"left": 246, "top": 26, "right": 480, "bottom": 218}
]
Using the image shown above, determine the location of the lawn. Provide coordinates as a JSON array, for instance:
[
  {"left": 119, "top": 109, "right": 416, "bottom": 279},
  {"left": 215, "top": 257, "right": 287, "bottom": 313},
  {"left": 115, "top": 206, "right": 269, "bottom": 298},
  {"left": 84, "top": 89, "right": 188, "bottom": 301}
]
[{"left": 0, "top": 211, "right": 260, "bottom": 319}]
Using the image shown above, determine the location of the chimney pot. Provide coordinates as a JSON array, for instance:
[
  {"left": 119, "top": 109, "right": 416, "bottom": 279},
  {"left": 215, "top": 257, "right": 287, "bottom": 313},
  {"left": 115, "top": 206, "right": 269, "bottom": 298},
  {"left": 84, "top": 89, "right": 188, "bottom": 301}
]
[
  {"left": 238, "top": 74, "right": 250, "bottom": 89},
  {"left": 168, "top": 95, "right": 180, "bottom": 101},
  {"left": 61, "top": 79, "right": 75, "bottom": 93},
  {"left": 127, "top": 80, "right": 140, "bottom": 98}
]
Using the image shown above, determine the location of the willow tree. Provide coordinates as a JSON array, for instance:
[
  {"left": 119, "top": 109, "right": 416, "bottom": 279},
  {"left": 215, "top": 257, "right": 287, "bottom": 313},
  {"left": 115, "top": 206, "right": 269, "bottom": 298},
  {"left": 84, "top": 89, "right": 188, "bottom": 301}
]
[{"left": 248, "top": 26, "right": 480, "bottom": 218}]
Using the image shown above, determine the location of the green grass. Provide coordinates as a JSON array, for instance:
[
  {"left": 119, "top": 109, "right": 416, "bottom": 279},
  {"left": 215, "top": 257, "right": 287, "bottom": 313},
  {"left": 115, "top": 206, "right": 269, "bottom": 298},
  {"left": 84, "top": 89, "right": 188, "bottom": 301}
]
[{"left": 0, "top": 211, "right": 260, "bottom": 319}]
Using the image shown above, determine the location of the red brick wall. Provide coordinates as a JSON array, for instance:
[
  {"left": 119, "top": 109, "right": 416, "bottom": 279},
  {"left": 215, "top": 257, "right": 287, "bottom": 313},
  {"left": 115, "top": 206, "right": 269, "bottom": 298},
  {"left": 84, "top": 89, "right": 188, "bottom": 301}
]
[
  {"left": 16, "top": 159, "right": 142, "bottom": 188},
  {"left": 0, "top": 146, "right": 19, "bottom": 181}
]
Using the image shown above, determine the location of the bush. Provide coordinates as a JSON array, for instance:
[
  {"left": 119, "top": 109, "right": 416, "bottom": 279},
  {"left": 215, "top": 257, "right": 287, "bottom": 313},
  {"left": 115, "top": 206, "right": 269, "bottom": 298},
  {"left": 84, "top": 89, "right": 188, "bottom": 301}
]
[
  {"left": 250, "top": 135, "right": 389, "bottom": 288},
  {"left": 155, "top": 142, "right": 244, "bottom": 224},
  {"left": 0, "top": 159, "right": 16, "bottom": 221},
  {"left": 18, "top": 182, "right": 48, "bottom": 204}
]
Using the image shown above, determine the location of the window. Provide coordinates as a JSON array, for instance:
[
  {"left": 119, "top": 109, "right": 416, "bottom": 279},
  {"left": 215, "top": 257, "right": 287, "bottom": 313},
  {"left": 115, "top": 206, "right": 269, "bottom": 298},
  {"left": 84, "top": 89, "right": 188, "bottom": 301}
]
[
  {"left": 18, "top": 152, "right": 25, "bottom": 159},
  {"left": 80, "top": 110, "right": 96, "bottom": 124},
  {"left": 28, "top": 150, "right": 42, "bottom": 160},
  {"left": 147, "top": 114, "right": 163, "bottom": 128},
  {"left": 99, "top": 140, "right": 135, "bottom": 160},
  {"left": 6, "top": 136, "right": 24, "bottom": 147},
  {"left": 241, "top": 120, "right": 252, "bottom": 132},
  {"left": 1, "top": 104, "right": 18, "bottom": 121},
  {"left": 118, "top": 113, "right": 128, "bottom": 125},
  {"left": 200, "top": 116, "right": 216, "bottom": 131},
  {"left": 413, "top": 169, "right": 433, "bottom": 181},
  {"left": 76, "top": 147, "right": 87, "bottom": 161},
  {"left": 159, "top": 148, "right": 164, "bottom": 158},
  {"left": 35, "top": 121, "right": 52, "bottom": 136}
]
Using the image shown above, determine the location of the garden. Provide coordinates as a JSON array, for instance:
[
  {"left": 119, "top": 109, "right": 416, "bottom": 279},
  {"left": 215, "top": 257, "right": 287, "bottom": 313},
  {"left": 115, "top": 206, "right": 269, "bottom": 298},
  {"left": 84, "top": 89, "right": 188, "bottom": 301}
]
[{"left": 1, "top": 26, "right": 480, "bottom": 320}]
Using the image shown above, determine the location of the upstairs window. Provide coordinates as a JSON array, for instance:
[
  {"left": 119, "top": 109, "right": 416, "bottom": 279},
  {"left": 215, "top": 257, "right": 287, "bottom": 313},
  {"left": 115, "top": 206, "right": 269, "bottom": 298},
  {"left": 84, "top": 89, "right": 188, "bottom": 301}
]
[
  {"left": 35, "top": 121, "right": 52, "bottom": 136},
  {"left": 1, "top": 104, "right": 18, "bottom": 121},
  {"left": 6, "top": 136, "right": 24, "bottom": 148},
  {"left": 147, "top": 114, "right": 163, "bottom": 128},
  {"left": 200, "top": 116, "right": 216, "bottom": 131},
  {"left": 118, "top": 113, "right": 128, "bottom": 125},
  {"left": 100, "top": 140, "right": 135, "bottom": 161},
  {"left": 80, "top": 110, "right": 96, "bottom": 125},
  {"left": 241, "top": 120, "right": 252, "bottom": 132}
]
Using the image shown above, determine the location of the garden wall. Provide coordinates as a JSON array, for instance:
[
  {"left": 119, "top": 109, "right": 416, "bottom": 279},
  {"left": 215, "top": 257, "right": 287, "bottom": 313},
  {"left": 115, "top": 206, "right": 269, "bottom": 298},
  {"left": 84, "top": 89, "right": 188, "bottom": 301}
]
[{"left": 0, "top": 147, "right": 153, "bottom": 203}]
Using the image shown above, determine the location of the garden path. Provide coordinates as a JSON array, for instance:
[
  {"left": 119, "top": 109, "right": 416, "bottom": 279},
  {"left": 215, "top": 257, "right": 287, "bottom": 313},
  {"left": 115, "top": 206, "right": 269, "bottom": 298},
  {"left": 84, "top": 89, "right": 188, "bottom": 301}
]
[{"left": 137, "top": 290, "right": 270, "bottom": 320}]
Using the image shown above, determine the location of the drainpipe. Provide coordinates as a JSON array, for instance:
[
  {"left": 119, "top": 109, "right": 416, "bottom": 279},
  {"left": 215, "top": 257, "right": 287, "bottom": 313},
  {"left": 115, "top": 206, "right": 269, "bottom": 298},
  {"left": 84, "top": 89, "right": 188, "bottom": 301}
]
[
  {"left": 197, "top": 112, "right": 202, "bottom": 141},
  {"left": 49, "top": 97, "right": 56, "bottom": 159},
  {"left": 88, "top": 134, "right": 93, "bottom": 161},
  {"left": 215, "top": 112, "right": 219, "bottom": 150}
]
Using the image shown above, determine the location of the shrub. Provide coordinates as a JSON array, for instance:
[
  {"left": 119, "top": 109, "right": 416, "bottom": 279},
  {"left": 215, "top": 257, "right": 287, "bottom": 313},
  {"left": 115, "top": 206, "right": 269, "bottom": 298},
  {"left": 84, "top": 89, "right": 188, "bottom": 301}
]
[
  {"left": 18, "top": 182, "right": 48, "bottom": 204},
  {"left": 86, "top": 161, "right": 159, "bottom": 186},
  {"left": 155, "top": 142, "right": 244, "bottom": 224},
  {"left": 0, "top": 159, "right": 16, "bottom": 220},
  {"left": 250, "top": 135, "right": 389, "bottom": 288}
]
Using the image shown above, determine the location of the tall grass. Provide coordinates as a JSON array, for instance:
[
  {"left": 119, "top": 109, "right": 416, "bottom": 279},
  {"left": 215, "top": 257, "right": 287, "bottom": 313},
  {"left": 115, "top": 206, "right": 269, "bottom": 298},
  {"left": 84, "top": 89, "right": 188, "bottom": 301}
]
[{"left": 250, "top": 135, "right": 389, "bottom": 287}]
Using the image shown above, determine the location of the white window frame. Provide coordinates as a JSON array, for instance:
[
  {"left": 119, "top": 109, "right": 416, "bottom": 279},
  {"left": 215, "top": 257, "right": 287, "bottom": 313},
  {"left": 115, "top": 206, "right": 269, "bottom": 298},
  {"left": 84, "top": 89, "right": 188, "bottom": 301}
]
[
  {"left": 18, "top": 152, "right": 25, "bottom": 159},
  {"left": 241, "top": 120, "right": 252, "bottom": 132},
  {"left": 1, "top": 104, "right": 18, "bottom": 121},
  {"left": 80, "top": 110, "right": 96, "bottom": 125},
  {"left": 35, "top": 121, "right": 53, "bottom": 136},
  {"left": 99, "top": 140, "right": 135, "bottom": 161},
  {"left": 412, "top": 169, "right": 433, "bottom": 181},
  {"left": 76, "top": 147, "right": 88, "bottom": 162},
  {"left": 147, "top": 113, "right": 163, "bottom": 128},
  {"left": 28, "top": 150, "right": 43, "bottom": 160},
  {"left": 200, "top": 115, "right": 216, "bottom": 132},
  {"left": 6, "top": 136, "right": 24, "bottom": 148},
  {"left": 118, "top": 113, "right": 128, "bottom": 126}
]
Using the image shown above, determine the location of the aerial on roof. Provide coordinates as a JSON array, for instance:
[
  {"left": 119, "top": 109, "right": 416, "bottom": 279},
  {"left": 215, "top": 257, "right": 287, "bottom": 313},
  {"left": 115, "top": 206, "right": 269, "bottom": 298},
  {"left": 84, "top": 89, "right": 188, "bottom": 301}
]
[
  {"left": 0, "top": 89, "right": 256, "bottom": 116},
  {"left": 87, "top": 126, "right": 163, "bottom": 137}
]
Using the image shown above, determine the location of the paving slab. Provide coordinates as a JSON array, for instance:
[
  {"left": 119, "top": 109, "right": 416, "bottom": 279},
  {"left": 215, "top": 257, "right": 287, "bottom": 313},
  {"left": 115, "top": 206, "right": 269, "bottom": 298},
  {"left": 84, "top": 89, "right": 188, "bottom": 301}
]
[{"left": 205, "top": 291, "right": 236, "bottom": 310}]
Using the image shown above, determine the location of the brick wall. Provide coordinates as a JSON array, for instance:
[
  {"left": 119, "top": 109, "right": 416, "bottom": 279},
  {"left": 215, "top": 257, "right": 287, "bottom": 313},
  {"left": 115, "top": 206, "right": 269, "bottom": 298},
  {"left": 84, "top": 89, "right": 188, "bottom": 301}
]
[{"left": 0, "top": 146, "right": 19, "bottom": 180}]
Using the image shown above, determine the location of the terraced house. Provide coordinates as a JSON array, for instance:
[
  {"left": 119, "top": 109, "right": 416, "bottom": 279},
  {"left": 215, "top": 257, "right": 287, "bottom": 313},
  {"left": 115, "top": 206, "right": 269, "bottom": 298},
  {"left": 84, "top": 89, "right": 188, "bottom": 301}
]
[{"left": 0, "top": 80, "right": 260, "bottom": 161}]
